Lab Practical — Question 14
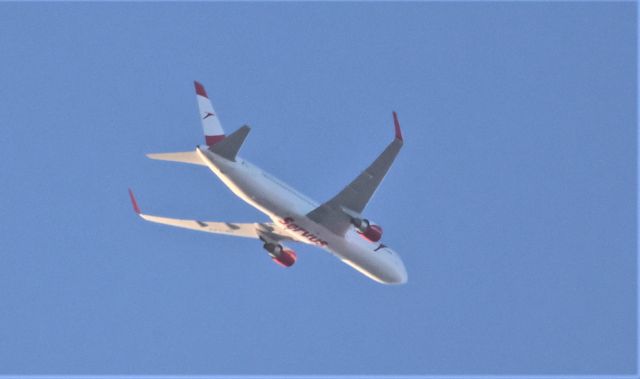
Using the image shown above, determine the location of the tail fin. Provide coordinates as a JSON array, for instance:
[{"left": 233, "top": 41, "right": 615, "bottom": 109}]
[{"left": 194, "top": 81, "right": 225, "bottom": 145}]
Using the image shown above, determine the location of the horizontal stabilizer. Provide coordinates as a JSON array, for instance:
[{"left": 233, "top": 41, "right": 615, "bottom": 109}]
[
  {"left": 208, "top": 125, "right": 251, "bottom": 161},
  {"left": 146, "top": 151, "right": 206, "bottom": 166}
]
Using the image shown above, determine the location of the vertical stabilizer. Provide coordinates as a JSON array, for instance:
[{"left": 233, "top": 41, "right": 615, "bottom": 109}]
[{"left": 194, "top": 81, "right": 225, "bottom": 145}]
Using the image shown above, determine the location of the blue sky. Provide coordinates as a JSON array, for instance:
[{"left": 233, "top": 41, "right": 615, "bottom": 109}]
[{"left": 0, "top": 2, "right": 636, "bottom": 375}]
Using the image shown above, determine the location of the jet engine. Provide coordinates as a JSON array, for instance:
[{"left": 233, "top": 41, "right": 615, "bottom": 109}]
[
  {"left": 352, "top": 218, "right": 383, "bottom": 242},
  {"left": 263, "top": 242, "right": 297, "bottom": 267}
]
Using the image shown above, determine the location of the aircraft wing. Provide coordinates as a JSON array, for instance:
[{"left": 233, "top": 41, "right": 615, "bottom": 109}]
[
  {"left": 128, "top": 189, "right": 291, "bottom": 241},
  {"left": 307, "top": 112, "right": 404, "bottom": 236}
]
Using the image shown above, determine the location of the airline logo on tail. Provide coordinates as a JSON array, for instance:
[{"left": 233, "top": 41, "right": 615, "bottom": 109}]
[{"left": 195, "top": 80, "right": 225, "bottom": 145}]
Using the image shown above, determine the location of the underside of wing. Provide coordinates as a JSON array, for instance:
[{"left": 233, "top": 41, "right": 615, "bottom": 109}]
[
  {"left": 128, "top": 189, "right": 291, "bottom": 241},
  {"left": 140, "top": 214, "right": 264, "bottom": 238}
]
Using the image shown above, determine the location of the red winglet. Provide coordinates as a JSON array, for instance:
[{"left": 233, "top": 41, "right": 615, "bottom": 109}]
[
  {"left": 194, "top": 81, "right": 208, "bottom": 98},
  {"left": 128, "top": 188, "right": 141, "bottom": 214},
  {"left": 393, "top": 111, "right": 403, "bottom": 141}
]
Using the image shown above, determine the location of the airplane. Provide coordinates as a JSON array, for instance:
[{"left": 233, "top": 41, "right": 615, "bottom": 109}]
[{"left": 128, "top": 81, "right": 407, "bottom": 284}]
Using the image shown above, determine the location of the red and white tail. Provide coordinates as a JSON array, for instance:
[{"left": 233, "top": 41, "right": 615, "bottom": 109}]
[{"left": 194, "top": 81, "right": 225, "bottom": 145}]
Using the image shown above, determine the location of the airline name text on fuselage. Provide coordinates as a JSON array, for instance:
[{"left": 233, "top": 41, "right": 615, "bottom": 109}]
[{"left": 279, "top": 217, "right": 328, "bottom": 247}]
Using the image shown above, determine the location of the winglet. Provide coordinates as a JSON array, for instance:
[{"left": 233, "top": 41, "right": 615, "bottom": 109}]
[
  {"left": 128, "top": 188, "right": 141, "bottom": 214},
  {"left": 194, "top": 81, "right": 208, "bottom": 98},
  {"left": 393, "top": 111, "right": 403, "bottom": 141}
]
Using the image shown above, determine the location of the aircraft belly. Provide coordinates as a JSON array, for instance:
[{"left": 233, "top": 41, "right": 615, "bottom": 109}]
[
  {"left": 276, "top": 216, "right": 399, "bottom": 283},
  {"left": 209, "top": 160, "right": 311, "bottom": 220},
  {"left": 199, "top": 151, "right": 402, "bottom": 284},
  {"left": 325, "top": 237, "right": 399, "bottom": 283}
]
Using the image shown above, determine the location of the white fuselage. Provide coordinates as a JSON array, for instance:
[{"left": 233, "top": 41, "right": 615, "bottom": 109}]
[{"left": 195, "top": 147, "right": 407, "bottom": 284}]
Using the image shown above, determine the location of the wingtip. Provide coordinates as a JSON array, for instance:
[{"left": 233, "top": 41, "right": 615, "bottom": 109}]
[
  {"left": 128, "top": 188, "right": 141, "bottom": 215},
  {"left": 194, "top": 80, "right": 208, "bottom": 98},
  {"left": 393, "top": 111, "right": 403, "bottom": 141}
]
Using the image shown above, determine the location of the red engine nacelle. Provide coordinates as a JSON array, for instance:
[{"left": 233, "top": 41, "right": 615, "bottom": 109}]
[
  {"left": 272, "top": 249, "right": 297, "bottom": 267},
  {"left": 264, "top": 243, "right": 297, "bottom": 267},
  {"left": 353, "top": 218, "right": 383, "bottom": 242}
]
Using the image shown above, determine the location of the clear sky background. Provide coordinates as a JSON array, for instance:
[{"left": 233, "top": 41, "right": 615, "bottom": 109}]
[{"left": 0, "top": 2, "right": 636, "bottom": 376}]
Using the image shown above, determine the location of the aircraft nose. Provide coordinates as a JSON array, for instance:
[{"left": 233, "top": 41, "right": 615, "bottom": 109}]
[
  {"left": 388, "top": 254, "right": 408, "bottom": 285},
  {"left": 394, "top": 260, "right": 408, "bottom": 284}
]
